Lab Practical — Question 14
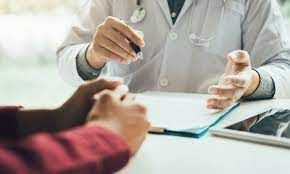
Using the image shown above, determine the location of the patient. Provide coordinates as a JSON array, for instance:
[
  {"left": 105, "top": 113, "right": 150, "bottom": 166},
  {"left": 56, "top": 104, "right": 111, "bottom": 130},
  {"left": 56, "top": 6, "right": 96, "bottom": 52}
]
[{"left": 0, "top": 78, "right": 150, "bottom": 174}]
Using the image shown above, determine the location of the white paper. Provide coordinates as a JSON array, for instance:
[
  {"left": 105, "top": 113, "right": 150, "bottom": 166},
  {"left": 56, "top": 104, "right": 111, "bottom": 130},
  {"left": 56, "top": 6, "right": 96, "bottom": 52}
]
[{"left": 136, "top": 95, "right": 237, "bottom": 132}]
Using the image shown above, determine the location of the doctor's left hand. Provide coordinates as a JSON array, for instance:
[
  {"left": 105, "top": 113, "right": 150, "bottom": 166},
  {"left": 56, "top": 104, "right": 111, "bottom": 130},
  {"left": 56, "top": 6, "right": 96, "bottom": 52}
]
[{"left": 207, "top": 50, "right": 260, "bottom": 109}]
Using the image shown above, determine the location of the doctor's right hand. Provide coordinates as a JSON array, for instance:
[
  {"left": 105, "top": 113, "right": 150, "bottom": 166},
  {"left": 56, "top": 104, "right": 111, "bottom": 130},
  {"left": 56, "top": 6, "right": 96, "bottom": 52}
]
[{"left": 86, "top": 16, "right": 145, "bottom": 69}]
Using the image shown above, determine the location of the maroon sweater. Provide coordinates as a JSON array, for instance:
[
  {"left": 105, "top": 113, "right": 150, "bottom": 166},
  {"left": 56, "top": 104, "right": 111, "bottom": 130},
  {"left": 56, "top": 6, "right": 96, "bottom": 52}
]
[{"left": 0, "top": 107, "right": 130, "bottom": 174}]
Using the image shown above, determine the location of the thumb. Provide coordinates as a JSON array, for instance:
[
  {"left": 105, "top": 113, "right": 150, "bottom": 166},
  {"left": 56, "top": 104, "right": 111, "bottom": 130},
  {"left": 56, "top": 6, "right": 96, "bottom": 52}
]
[
  {"left": 227, "top": 50, "right": 250, "bottom": 66},
  {"left": 82, "top": 77, "right": 123, "bottom": 99},
  {"left": 227, "top": 50, "right": 251, "bottom": 72}
]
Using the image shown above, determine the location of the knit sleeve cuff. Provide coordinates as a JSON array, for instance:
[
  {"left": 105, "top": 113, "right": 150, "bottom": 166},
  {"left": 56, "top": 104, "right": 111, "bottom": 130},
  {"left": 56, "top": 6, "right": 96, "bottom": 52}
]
[
  {"left": 242, "top": 68, "right": 276, "bottom": 101},
  {"left": 76, "top": 43, "right": 105, "bottom": 80}
]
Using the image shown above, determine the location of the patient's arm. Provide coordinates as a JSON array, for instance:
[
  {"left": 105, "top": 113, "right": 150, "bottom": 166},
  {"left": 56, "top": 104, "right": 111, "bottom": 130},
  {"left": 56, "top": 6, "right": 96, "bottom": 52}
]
[
  {"left": 0, "top": 106, "right": 82, "bottom": 139},
  {"left": 0, "top": 125, "right": 130, "bottom": 174}
]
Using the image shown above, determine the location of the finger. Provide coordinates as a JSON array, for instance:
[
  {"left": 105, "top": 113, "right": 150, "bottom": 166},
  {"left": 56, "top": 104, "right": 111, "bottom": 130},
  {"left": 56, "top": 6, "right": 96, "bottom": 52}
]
[
  {"left": 122, "top": 93, "right": 137, "bottom": 103},
  {"left": 130, "top": 135, "right": 147, "bottom": 156},
  {"left": 103, "top": 28, "right": 137, "bottom": 58},
  {"left": 224, "top": 75, "right": 248, "bottom": 88},
  {"left": 94, "top": 44, "right": 128, "bottom": 64},
  {"left": 227, "top": 51, "right": 251, "bottom": 72},
  {"left": 85, "top": 102, "right": 98, "bottom": 122},
  {"left": 81, "top": 78, "right": 122, "bottom": 97},
  {"left": 207, "top": 97, "right": 235, "bottom": 110},
  {"left": 97, "top": 90, "right": 118, "bottom": 106},
  {"left": 94, "top": 86, "right": 128, "bottom": 101},
  {"left": 146, "top": 121, "right": 151, "bottom": 130},
  {"left": 130, "top": 104, "right": 147, "bottom": 116},
  {"left": 114, "top": 85, "right": 129, "bottom": 100},
  {"left": 105, "top": 17, "right": 145, "bottom": 47},
  {"left": 228, "top": 50, "right": 250, "bottom": 65},
  {"left": 98, "top": 36, "right": 136, "bottom": 62},
  {"left": 208, "top": 85, "right": 237, "bottom": 98}
]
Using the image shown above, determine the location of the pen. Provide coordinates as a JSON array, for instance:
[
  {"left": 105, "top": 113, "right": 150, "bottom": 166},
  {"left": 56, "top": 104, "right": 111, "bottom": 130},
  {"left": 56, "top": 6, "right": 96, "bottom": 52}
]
[
  {"left": 119, "top": 21, "right": 144, "bottom": 60},
  {"left": 149, "top": 127, "right": 166, "bottom": 134},
  {"left": 130, "top": 30, "right": 144, "bottom": 60},
  {"left": 130, "top": 41, "right": 143, "bottom": 60}
]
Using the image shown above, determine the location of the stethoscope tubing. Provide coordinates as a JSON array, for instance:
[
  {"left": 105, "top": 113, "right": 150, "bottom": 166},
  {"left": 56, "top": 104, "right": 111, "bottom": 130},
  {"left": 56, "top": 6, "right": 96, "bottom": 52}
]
[
  {"left": 187, "top": 0, "right": 227, "bottom": 47},
  {"left": 133, "top": 0, "right": 227, "bottom": 47}
]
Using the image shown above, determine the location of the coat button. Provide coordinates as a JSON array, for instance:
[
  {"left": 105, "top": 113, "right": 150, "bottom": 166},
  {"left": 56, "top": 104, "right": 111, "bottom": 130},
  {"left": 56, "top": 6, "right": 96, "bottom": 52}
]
[
  {"left": 159, "top": 78, "right": 169, "bottom": 87},
  {"left": 171, "top": 12, "right": 177, "bottom": 18},
  {"left": 169, "top": 32, "right": 178, "bottom": 41}
]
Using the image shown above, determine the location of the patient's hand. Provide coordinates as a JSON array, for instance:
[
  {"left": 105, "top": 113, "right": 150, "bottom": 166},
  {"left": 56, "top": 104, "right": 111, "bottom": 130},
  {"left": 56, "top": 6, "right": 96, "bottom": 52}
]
[
  {"left": 207, "top": 50, "right": 260, "bottom": 109},
  {"left": 58, "top": 78, "right": 122, "bottom": 126},
  {"left": 87, "top": 90, "right": 150, "bottom": 155}
]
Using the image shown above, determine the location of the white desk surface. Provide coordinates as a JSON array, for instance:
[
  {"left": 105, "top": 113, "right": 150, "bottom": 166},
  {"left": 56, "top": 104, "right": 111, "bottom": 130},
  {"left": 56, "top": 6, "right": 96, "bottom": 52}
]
[{"left": 119, "top": 92, "right": 290, "bottom": 174}]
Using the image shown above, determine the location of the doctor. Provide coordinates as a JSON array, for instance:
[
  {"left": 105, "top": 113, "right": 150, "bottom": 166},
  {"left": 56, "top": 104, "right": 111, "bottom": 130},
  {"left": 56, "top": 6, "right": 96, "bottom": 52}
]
[{"left": 58, "top": 0, "right": 290, "bottom": 109}]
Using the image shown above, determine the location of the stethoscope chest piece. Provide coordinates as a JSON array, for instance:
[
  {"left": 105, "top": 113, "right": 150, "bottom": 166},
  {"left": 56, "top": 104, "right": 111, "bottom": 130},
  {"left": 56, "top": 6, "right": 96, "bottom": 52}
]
[
  {"left": 130, "top": 8, "right": 146, "bottom": 24},
  {"left": 189, "top": 33, "right": 211, "bottom": 48}
]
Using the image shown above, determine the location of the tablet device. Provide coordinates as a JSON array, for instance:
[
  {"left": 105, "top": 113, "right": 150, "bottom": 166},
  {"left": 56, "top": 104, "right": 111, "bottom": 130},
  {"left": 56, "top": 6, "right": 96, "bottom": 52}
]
[{"left": 211, "top": 109, "right": 290, "bottom": 149}]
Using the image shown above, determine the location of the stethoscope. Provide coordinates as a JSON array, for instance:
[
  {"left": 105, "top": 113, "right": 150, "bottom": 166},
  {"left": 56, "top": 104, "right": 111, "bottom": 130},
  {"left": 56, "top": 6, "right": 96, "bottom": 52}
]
[
  {"left": 130, "top": 0, "right": 227, "bottom": 47},
  {"left": 130, "top": 0, "right": 147, "bottom": 24}
]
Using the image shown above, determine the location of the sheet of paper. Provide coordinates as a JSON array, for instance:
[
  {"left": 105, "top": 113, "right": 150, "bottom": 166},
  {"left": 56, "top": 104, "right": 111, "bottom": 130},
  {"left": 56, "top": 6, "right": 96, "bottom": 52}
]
[{"left": 136, "top": 95, "right": 237, "bottom": 132}]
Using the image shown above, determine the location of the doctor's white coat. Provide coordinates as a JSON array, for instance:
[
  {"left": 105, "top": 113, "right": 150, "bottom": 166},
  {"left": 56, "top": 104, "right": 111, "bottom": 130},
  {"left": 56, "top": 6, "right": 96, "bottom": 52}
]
[{"left": 57, "top": 0, "right": 290, "bottom": 98}]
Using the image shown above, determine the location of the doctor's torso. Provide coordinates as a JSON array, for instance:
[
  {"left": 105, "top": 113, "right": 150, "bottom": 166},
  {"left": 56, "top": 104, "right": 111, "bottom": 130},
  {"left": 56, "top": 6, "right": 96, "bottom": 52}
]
[{"left": 95, "top": 0, "right": 245, "bottom": 93}]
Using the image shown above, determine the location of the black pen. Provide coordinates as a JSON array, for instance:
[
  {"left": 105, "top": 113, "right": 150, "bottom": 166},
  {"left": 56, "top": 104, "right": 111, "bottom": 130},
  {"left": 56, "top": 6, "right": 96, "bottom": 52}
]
[
  {"left": 130, "top": 41, "right": 143, "bottom": 60},
  {"left": 130, "top": 30, "right": 144, "bottom": 60}
]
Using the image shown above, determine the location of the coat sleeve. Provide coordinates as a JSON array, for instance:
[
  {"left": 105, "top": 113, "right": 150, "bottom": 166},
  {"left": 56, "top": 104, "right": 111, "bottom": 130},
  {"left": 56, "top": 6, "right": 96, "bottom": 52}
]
[
  {"left": 57, "top": 0, "right": 113, "bottom": 86},
  {"left": 242, "top": 0, "right": 290, "bottom": 98},
  {"left": 0, "top": 126, "right": 130, "bottom": 174}
]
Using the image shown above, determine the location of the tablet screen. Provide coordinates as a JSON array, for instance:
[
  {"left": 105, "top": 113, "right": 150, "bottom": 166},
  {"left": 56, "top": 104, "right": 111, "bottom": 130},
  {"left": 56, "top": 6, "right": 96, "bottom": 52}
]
[{"left": 226, "top": 109, "right": 290, "bottom": 139}]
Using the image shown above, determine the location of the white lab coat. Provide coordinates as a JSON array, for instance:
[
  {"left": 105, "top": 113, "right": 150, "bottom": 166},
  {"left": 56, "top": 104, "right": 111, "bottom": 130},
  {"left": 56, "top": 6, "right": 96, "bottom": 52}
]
[{"left": 57, "top": 0, "right": 290, "bottom": 98}]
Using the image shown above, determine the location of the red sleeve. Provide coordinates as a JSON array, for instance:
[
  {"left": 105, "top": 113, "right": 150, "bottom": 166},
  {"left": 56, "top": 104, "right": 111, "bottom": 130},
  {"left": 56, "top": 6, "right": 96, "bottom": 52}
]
[
  {"left": 0, "top": 126, "right": 130, "bottom": 174},
  {"left": 0, "top": 106, "right": 23, "bottom": 138}
]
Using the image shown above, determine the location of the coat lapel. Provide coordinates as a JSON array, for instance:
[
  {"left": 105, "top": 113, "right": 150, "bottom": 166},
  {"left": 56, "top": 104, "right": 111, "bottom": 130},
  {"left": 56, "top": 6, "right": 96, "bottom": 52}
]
[
  {"left": 156, "top": 0, "right": 173, "bottom": 27},
  {"left": 174, "top": 0, "right": 194, "bottom": 25}
]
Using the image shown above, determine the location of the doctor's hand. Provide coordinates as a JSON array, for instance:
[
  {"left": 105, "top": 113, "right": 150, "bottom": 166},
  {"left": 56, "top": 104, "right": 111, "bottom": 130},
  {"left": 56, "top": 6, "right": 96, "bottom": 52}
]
[
  {"left": 207, "top": 50, "right": 260, "bottom": 109},
  {"left": 87, "top": 90, "right": 150, "bottom": 155},
  {"left": 86, "top": 16, "right": 145, "bottom": 69}
]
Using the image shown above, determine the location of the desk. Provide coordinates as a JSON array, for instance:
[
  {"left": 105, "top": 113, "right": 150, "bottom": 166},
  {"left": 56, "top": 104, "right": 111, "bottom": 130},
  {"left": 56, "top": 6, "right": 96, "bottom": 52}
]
[{"left": 119, "top": 92, "right": 290, "bottom": 174}]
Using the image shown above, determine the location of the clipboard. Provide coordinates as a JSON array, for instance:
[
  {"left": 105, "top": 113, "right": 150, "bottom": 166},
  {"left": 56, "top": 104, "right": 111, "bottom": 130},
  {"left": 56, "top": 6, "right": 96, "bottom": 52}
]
[{"left": 137, "top": 95, "right": 240, "bottom": 138}]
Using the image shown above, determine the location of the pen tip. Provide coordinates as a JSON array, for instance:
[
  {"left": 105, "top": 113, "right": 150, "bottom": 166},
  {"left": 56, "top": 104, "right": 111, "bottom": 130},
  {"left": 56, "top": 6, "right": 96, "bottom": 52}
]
[{"left": 137, "top": 52, "right": 143, "bottom": 60}]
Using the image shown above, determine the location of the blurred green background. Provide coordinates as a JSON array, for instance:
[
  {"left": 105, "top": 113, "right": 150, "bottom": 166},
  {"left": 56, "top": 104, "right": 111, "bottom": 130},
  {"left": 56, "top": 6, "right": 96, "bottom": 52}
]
[
  {"left": 0, "top": 0, "right": 82, "bottom": 108},
  {"left": 0, "top": 0, "right": 289, "bottom": 108}
]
